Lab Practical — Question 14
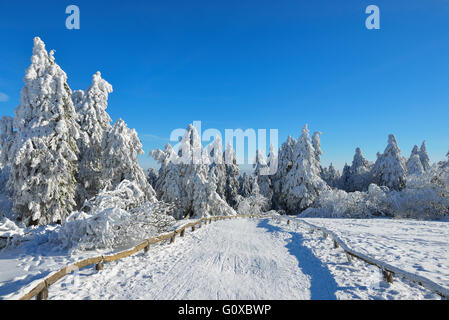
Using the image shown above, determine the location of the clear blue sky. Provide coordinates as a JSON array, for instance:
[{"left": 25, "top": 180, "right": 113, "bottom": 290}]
[{"left": 1, "top": 0, "right": 449, "bottom": 171}]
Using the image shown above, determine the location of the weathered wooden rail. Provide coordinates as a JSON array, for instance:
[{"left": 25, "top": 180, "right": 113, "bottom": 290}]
[
  {"left": 275, "top": 215, "right": 449, "bottom": 300},
  {"left": 18, "top": 213, "right": 270, "bottom": 300}
]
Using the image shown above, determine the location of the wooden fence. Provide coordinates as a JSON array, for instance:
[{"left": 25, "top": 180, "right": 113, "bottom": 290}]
[
  {"left": 275, "top": 216, "right": 449, "bottom": 300},
  {"left": 18, "top": 213, "right": 270, "bottom": 300}
]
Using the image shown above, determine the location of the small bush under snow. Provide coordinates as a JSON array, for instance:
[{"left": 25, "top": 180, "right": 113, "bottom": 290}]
[{"left": 56, "top": 180, "right": 175, "bottom": 251}]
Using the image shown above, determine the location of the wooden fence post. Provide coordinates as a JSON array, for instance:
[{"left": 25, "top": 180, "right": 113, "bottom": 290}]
[
  {"left": 144, "top": 242, "right": 150, "bottom": 253},
  {"left": 382, "top": 270, "right": 394, "bottom": 284},
  {"left": 36, "top": 281, "right": 48, "bottom": 300},
  {"left": 287, "top": 220, "right": 290, "bottom": 225},
  {"left": 191, "top": 225, "right": 195, "bottom": 232},
  {"left": 95, "top": 257, "right": 104, "bottom": 271},
  {"left": 170, "top": 233, "right": 176, "bottom": 244},
  {"left": 180, "top": 229, "right": 185, "bottom": 237}
]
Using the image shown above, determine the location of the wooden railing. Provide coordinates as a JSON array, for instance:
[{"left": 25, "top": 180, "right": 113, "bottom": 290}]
[
  {"left": 18, "top": 213, "right": 270, "bottom": 300},
  {"left": 274, "top": 216, "right": 449, "bottom": 300}
]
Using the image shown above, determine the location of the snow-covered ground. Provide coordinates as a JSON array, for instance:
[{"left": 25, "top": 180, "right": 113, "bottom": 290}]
[
  {"left": 301, "top": 218, "right": 449, "bottom": 290},
  {"left": 1, "top": 217, "right": 441, "bottom": 300}
]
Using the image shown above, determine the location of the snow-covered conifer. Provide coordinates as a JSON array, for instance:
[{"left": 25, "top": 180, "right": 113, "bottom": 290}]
[
  {"left": 312, "top": 131, "right": 322, "bottom": 163},
  {"left": 419, "top": 141, "right": 430, "bottom": 171},
  {"left": 238, "top": 172, "right": 253, "bottom": 197},
  {"left": 146, "top": 168, "right": 159, "bottom": 188},
  {"left": 8, "top": 37, "right": 81, "bottom": 225},
  {"left": 0, "top": 116, "right": 15, "bottom": 167},
  {"left": 150, "top": 124, "right": 235, "bottom": 219},
  {"left": 406, "top": 145, "right": 424, "bottom": 176},
  {"left": 223, "top": 142, "right": 240, "bottom": 207},
  {"left": 75, "top": 71, "right": 113, "bottom": 204},
  {"left": 271, "top": 135, "right": 296, "bottom": 208},
  {"left": 279, "top": 124, "right": 329, "bottom": 212},
  {"left": 102, "top": 118, "right": 156, "bottom": 201},
  {"left": 348, "top": 147, "right": 372, "bottom": 192},
  {"left": 339, "top": 164, "right": 351, "bottom": 191},
  {"left": 321, "top": 163, "right": 340, "bottom": 188},
  {"left": 205, "top": 136, "right": 226, "bottom": 200},
  {"left": 254, "top": 145, "right": 277, "bottom": 205},
  {"left": 372, "top": 134, "right": 407, "bottom": 191}
]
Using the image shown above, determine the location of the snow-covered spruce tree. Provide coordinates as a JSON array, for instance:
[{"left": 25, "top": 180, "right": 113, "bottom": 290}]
[
  {"left": 8, "top": 37, "right": 80, "bottom": 225},
  {"left": 338, "top": 164, "right": 351, "bottom": 191},
  {"left": 204, "top": 135, "right": 226, "bottom": 202},
  {"left": 150, "top": 124, "right": 235, "bottom": 219},
  {"left": 223, "top": 142, "right": 240, "bottom": 208},
  {"left": 236, "top": 177, "right": 270, "bottom": 215},
  {"left": 271, "top": 135, "right": 296, "bottom": 209},
  {"left": 312, "top": 131, "right": 322, "bottom": 163},
  {"left": 238, "top": 172, "right": 253, "bottom": 197},
  {"left": 146, "top": 167, "right": 159, "bottom": 189},
  {"left": 102, "top": 118, "right": 156, "bottom": 201},
  {"left": 0, "top": 116, "right": 15, "bottom": 196},
  {"left": 406, "top": 145, "right": 424, "bottom": 176},
  {"left": 279, "top": 124, "right": 329, "bottom": 213},
  {"left": 253, "top": 145, "right": 277, "bottom": 205},
  {"left": 75, "top": 71, "right": 113, "bottom": 205},
  {"left": 321, "top": 163, "right": 340, "bottom": 188},
  {"left": 0, "top": 116, "right": 15, "bottom": 167},
  {"left": 348, "top": 147, "right": 372, "bottom": 192},
  {"left": 151, "top": 144, "right": 184, "bottom": 216},
  {"left": 419, "top": 141, "right": 431, "bottom": 171},
  {"left": 372, "top": 134, "right": 407, "bottom": 191}
]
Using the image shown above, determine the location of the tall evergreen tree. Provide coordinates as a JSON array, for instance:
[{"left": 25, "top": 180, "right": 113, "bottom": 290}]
[
  {"left": 406, "top": 145, "right": 424, "bottom": 175},
  {"left": 321, "top": 163, "right": 340, "bottom": 188},
  {"left": 102, "top": 119, "right": 155, "bottom": 201},
  {"left": 280, "top": 124, "right": 329, "bottom": 212},
  {"left": 372, "top": 134, "right": 407, "bottom": 191},
  {"left": 419, "top": 141, "right": 430, "bottom": 171},
  {"left": 75, "top": 71, "right": 113, "bottom": 205},
  {"left": 223, "top": 142, "right": 240, "bottom": 208},
  {"left": 8, "top": 37, "right": 81, "bottom": 225},
  {"left": 339, "top": 163, "right": 351, "bottom": 191},
  {"left": 348, "top": 147, "right": 372, "bottom": 192},
  {"left": 272, "top": 135, "right": 296, "bottom": 208}
]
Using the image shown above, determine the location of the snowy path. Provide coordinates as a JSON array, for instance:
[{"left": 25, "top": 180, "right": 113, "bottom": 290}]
[
  {"left": 48, "top": 218, "right": 313, "bottom": 299},
  {"left": 45, "top": 218, "right": 440, "bottom": 300}
]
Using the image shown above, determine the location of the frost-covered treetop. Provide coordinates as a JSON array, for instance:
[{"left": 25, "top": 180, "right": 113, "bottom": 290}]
[
  {"left": 203, "top": 135, "right": 223, "bottom": 165},
  {"left": 177, "top": 124, "right": 202, "bottom": 164},
  {"left": 419, "top": 140, "right": 430, "bottom": 171},
  {"left": 77, "top": 71, "right": 113, "bottom": 132},
  {"left": 352, "top": 147, "right": 369, "bottom": 170},
  {"left": 312, "top": 131, "right": 322, "bottom": 162},
  {"left": 75, "top": 71, "right": 113, "bottom": 152},
  {"left": 410, "top": 145, "right": 419, "bottom": 157},
  {"left": 224, "top": 142, "right": 237, "bottom": 165},
  {"left": 16, "top": 37, "right": 79, "bottom": 138},
  {"left": 372, "top": 134, "right": 407, "bottom": 190}
]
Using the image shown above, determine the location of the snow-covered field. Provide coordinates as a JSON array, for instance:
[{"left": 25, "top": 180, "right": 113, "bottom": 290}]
[
  {"left": 1, "top": 217, "right": 442, "bottom": 300},
  {"left": 301, "top": 218, "right": 449, "bottom": 289}
]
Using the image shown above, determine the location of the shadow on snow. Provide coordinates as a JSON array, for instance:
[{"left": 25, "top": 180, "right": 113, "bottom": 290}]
[{"left": 257, "top": 219, "right": 339, "bottom": 300}]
